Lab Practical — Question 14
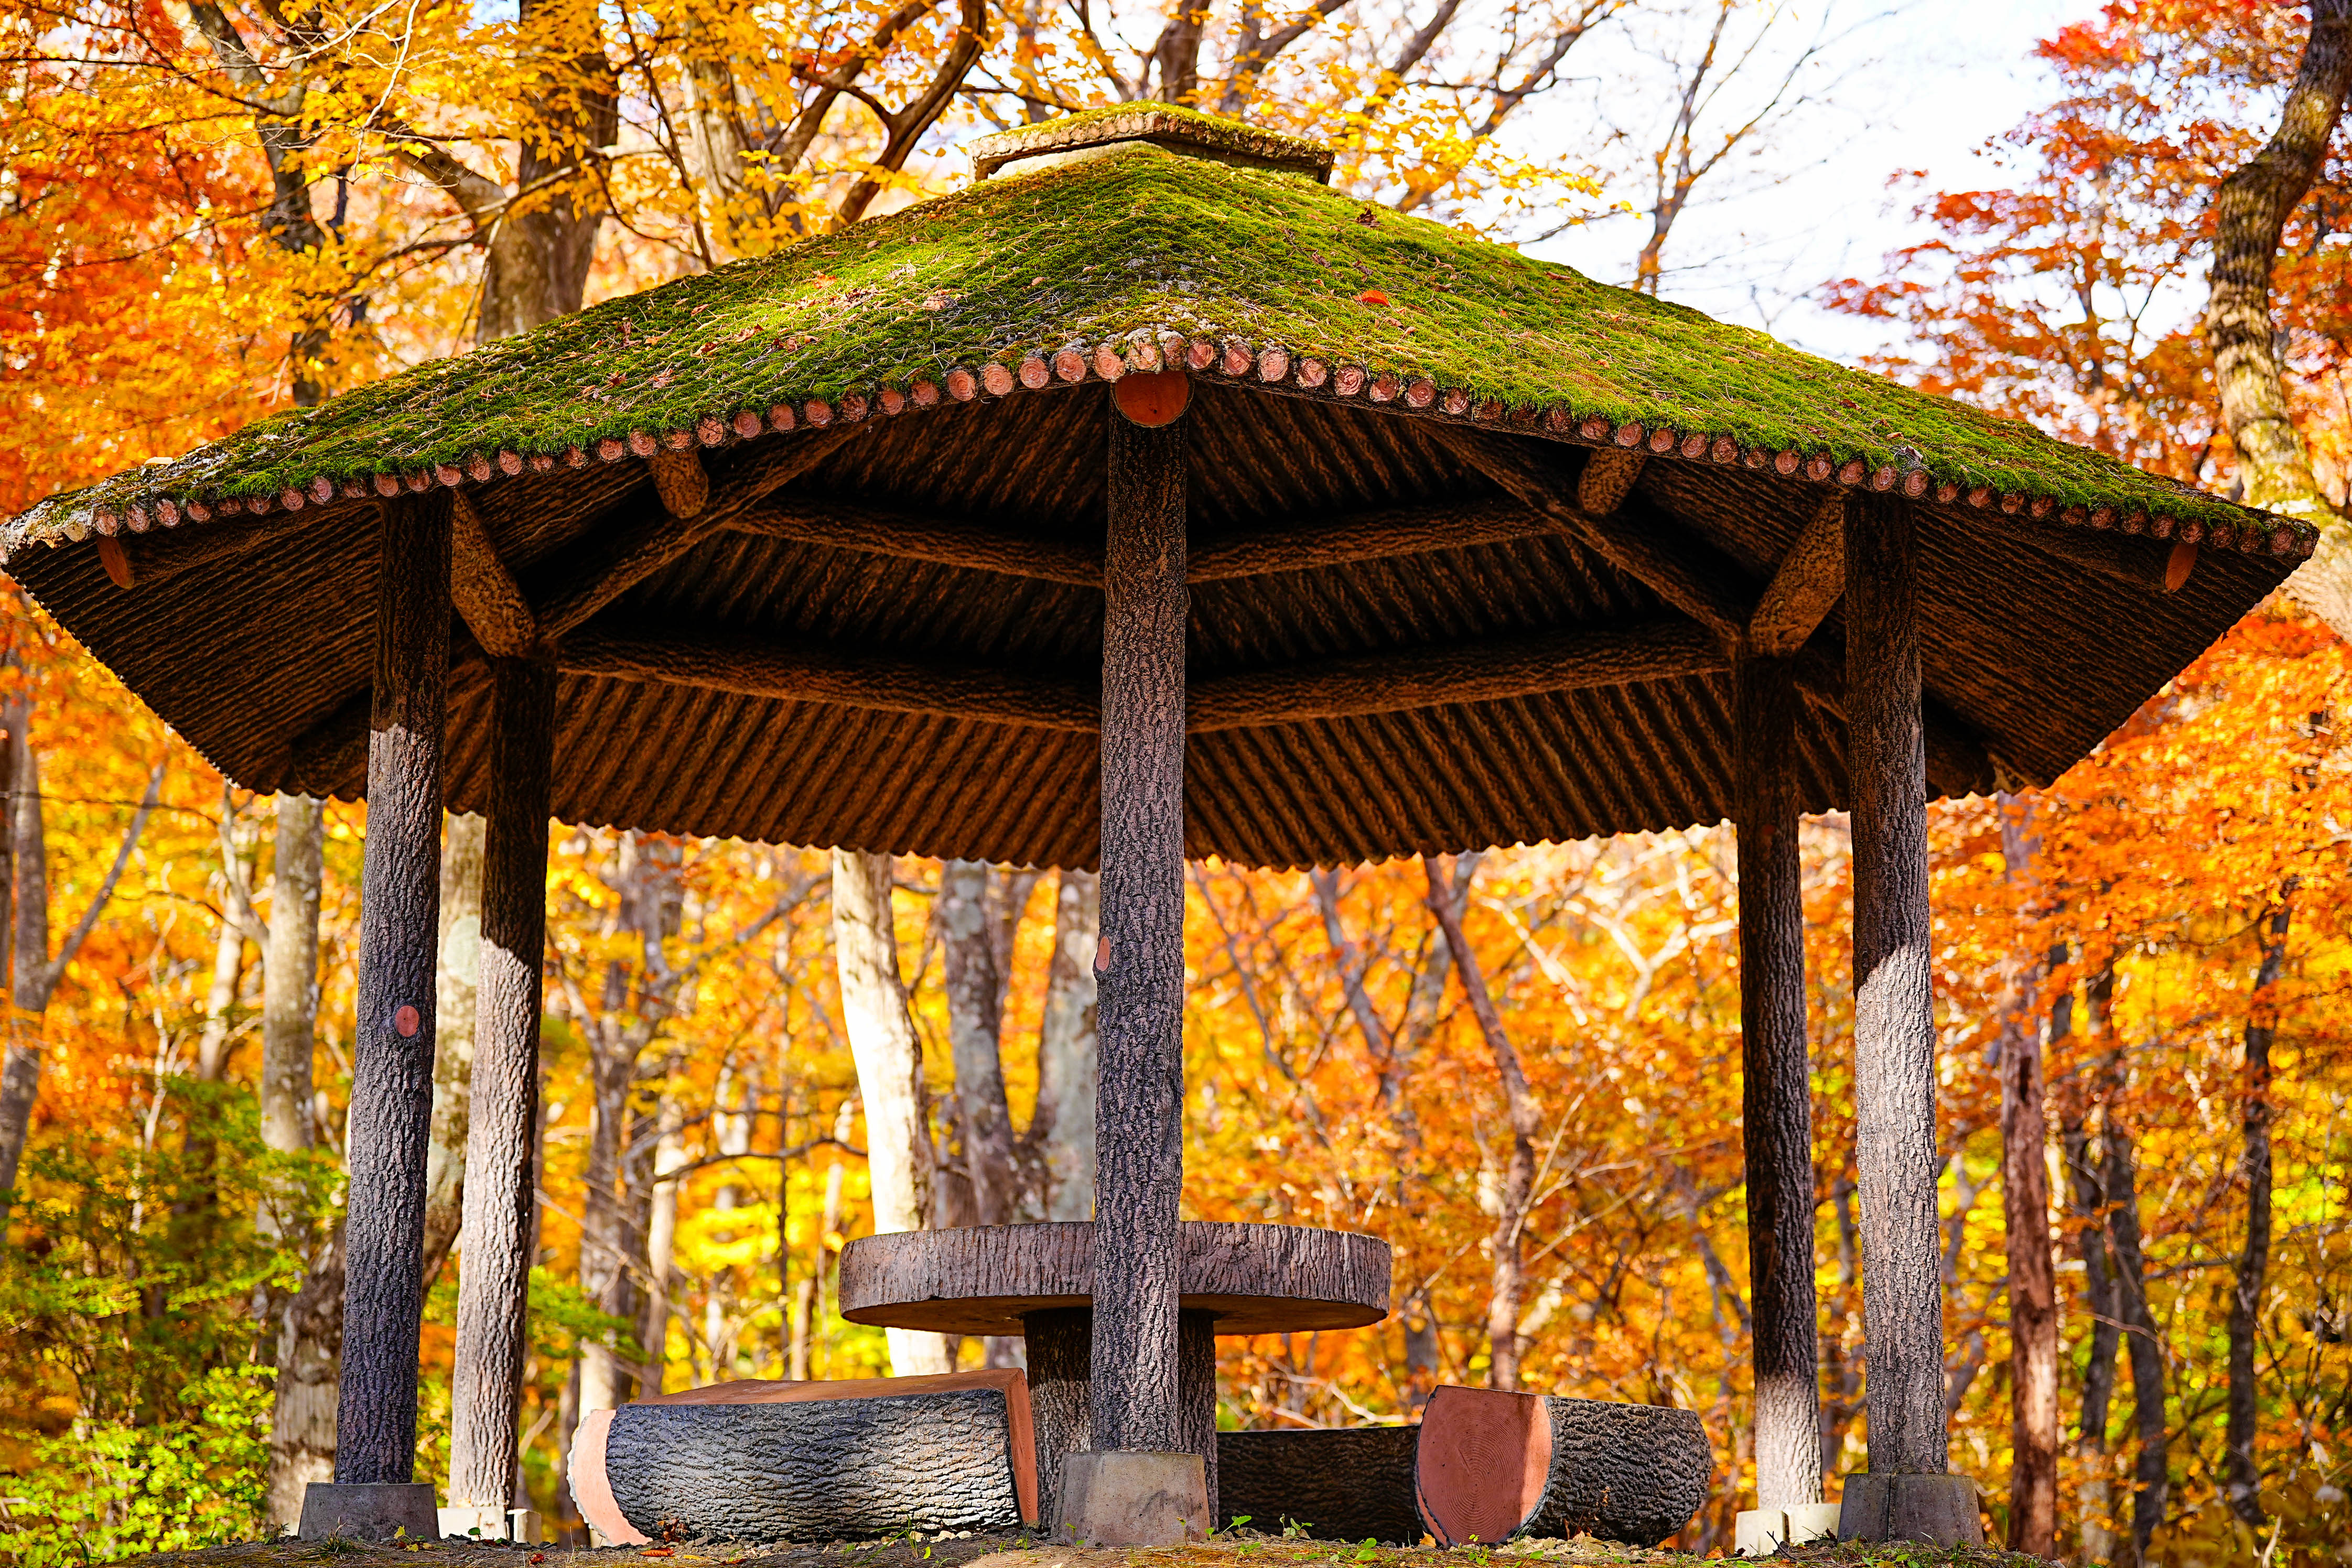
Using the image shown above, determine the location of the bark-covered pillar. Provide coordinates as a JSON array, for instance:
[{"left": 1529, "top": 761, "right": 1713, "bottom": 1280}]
[
  {"left": 1844, "top": 495, "right": 1948, "bottom": 1482},
  {"left": 1733, "top": 655, "right": 1824, "bottom": 1513},
  {"left": 448, "top": 658, "right": 556, "bottom": 1512},
  {"left": 1090, "top": 384, "right": 1190, "bottom": 1459},
  {"left": 1026, "top": 1306, "right": 1092, "bottom": 1528},
  {"left": 336, "top": 494, "right": 452, "bottom": 1486}
]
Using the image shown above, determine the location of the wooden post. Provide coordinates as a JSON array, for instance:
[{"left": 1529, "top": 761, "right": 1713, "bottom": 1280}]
[
  {"left": 1091, "top": 394, "right": 1190, "bottom": 1459},
  {"left": 1733, "top": 654, "right": 1823, "bottom": 1512},
  {"left": 336, "top": 494, "right": 452, "bottom": 1486},
  {"left": 1024, "top": 1307, "right": 1091, "bottom": 1528},
  {"left": 1844, "top": 494, "right": 1947, "bottom": 1480},
  {"left": 447, "top": 658, "right": 557, "bottom": 1511}
]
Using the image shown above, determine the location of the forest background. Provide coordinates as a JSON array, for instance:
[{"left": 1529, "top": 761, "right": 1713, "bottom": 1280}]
[{"left": 0, "top": 0, "right": 2348, "bottom": 1563}]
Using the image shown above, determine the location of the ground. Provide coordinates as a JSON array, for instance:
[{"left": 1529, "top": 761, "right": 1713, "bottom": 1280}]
[{"left": 126, "top": 1531, "right": 2060, "bottom": 1568}]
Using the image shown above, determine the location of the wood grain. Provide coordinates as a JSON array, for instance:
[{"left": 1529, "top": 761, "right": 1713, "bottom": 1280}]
[
  {"left": 1576, "top": 449, "right": 1645, "bottom": 515},
  {"left": 1733, "top": 655, "right": 1823, "bottom": 1510},
  {"left": 838, "top": 1219, "right": 1390, "bottom": 1335},
  {"left": 446, "top": 658, "right": 555, "bottom": 1506},
  {"left": 336, "top": 493, "right": 450, "bottom": 1485},
  {"left": 1093, "top": 410, "right": 1190, "bottom": 1455},
  {"left": 1749, "top": 494, "right": 1844, "bottom": 658},
  {"left": 1844, "top": 491, "right": 1949, "bottom": 1477},
  {"left": 450, "top": 493, "right": 539, "bottom": 659}
]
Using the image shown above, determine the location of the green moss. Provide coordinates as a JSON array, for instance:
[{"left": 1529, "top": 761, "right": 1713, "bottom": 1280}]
[{"left": 8, "top": 139, "right": 2293, "bottom": 548}]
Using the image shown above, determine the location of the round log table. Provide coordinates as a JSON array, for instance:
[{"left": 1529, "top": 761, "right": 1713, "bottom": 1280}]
[{"left": 839, "top": 1220, "right": 1390, "bottom": 1527}]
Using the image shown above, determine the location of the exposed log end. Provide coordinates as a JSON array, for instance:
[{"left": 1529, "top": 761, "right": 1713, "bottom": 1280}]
[
  {"left": 650, "top": 450, "right": 711, "bottom": 518},
  {"left": 1415, "top": 1387, "right": 1712, "bottom": 1550},
  {"left": 1116, "top": 372, "right": 1192, "bottom": 428},
  {"left": 1416, "top": 1387, "right": 1551, "bottom": 1547},
  {"left": 99, "top": 536, "right": 133, "bottom": 589}
]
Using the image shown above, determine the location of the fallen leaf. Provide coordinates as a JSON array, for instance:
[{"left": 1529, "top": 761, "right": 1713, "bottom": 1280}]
[{"left": 1356, "top": 289, "right": 1390, "bottom": 306}]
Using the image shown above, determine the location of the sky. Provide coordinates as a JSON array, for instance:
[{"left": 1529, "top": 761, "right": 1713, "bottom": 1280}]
[{"left": 1518, "top": 0, "right": 2095, "bottom": 362}]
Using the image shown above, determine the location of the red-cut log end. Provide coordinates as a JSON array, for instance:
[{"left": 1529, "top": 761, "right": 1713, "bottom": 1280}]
[
  {"left": 98, "top": 536, "right": 134, "bottom": 589},
  {"left": 2166, "top": 539, "right": 2198, "bottom": 593},
  {"left": 1115, "top": 371, "right": 1192, "bottom": 428},
  {"left": 1415, "top": 1384, "right": 1552, "bottom": 1547}
]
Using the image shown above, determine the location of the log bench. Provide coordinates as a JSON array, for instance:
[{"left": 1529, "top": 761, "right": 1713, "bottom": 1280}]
[
  {"left": 1415, "top": 1385, "right": 1712, "bottom": 1549},
  {"left": 839, "top": 1219, "right": 1390, "bottom": 1526},
  {"left": 569, "top": 1369, "right": 1037, "bottom": 1544}
]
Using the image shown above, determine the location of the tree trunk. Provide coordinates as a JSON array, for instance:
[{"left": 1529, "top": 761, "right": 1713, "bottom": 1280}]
[
  {"left": 448, "top": 660, "right": 555, "bottom": 1511},
  {"left": 1425, "top": 854, "right": 1539, "bottom": 1393},
  {"left": 832, "top": 847, "right": 953, "bottom": 1377},
  {"left": 942, "top": 860, "right": 1018, "bottom": 1226},
  {"left": 1998, "top": 802, "right": 2057, "bottom": 1554},
  {"left": 1030, "top": 870, "right": 1098, "bottom": 1222},
  {"left": 336, "top": 493, "right": 451, "bottom": 1486},
  {"left": 0, "top": 716, "right": 163, "bottom": 1223},
  {"left": 2227, "top": 891, "right": 2293, "bottom": 1525},
  {"left": 641, "top": 1053, "right": 691, "bottom": 1391},
  {"left": 1843, "top": 493, "right": 1947, "bottom": 1479},
  {"left": 2101, "top": 1102, "right": 2167, "bottom": 1565},
  {"left": 1732, "top": 655, "right": 1822, "bottom": 1510},
  {"left": 2202, "top": 0, "right": 2352, "bottom": 635},
  {"left": 260, "top": 792, "right": 335, "bottom": 1530},
  {"left": 1090, "top": 408, "right": 1190, "bottom": 1452},
  {"left": 422, "top": 812, "right": 488, "bottom": 1285}
]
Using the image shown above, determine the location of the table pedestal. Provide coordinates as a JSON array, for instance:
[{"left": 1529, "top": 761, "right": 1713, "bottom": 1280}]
[{"left": 1023, "top": 1305, "right": 1217, "bottom": 1528}]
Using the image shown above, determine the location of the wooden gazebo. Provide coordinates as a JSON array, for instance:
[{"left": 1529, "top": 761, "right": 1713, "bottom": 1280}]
[{"left": 5, "top": 104, "right": 2305, "bottom": 1548}]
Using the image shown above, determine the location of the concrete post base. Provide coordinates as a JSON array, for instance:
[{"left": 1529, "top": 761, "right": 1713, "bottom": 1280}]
[
  {"left": 298, "top": 1483, "right": 439, "bottom": 1542},
  {"left": 1837, "top": 1474, "right": 1984, "bottom": 1545},
  {"left": 1053, "top": 1451, "right": 1209, "bottom": 1547},
  {"left": 1735, "top": 1501, "right": 1842, "bottom": 1555}
]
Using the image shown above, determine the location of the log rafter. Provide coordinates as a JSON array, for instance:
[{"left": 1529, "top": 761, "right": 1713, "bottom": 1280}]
[{"left": 558, "top": 616, "right": 1728, "bottom": 735}]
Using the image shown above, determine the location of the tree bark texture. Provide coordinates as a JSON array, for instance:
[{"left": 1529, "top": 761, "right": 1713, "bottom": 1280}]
[
  {"left": 942, "top": 859, "right": 1018, "bottom": 1225},
  {"left": 2051, "top": 961, "right": 2119, "bottom": 1561},
  {"left": 832, "top": 846, "right": 953, "bottom": 1376},
  {"left": 260, "top": 792, "right": 333, "bottom": 1527},
  {"left": 1995, "top": 801, "right": 2057, "bottom": 1555},
  {"left": 448, "top": 660, "right": 556, "bottom": 1509},
  {"left": 336, "top": 493, "right": 451, "bottom": 1485},
  {"left": 1217, "top": 1427, "right": 1421, "bottom": 1542},
  {"left": 1732, "top": 655, "right": 1822, "bottom": 1511},
  {"left": 2101, "top": 1105, "right": 2168, "bottom": 1564},
  {"left": 2203, "top": 0, "right": 2352, "bottom": 634},
  {"left": 1091, "top": 412, "right": 1189, "bottom": 1454},
  {"left": 1426, "top": 855, "right": 1539, "bottom": 1392},
  {"left": 1031, "top": 869, "right": 1099, "bottom": 1221},
  {"left": 1025, "top": 1306, "right": 1091, "bottom": 1527},
  {"left": 423, "top": 812, "right": 487, "bottom": 1285},
  {"left": 2227, "top": 891, "right": 2293, "bottom": 1525},
  {"left": 1843, "top": 494, "right": 1947, "bottom": 1479},
  {"left": 261, "top": 795, "right": 325, "bottom": 1165}
]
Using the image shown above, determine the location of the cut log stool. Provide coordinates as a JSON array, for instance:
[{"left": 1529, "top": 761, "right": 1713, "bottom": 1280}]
[
  {"left": 840, "top": 1219, "right": 1390, "bottom": 1529},
  {"left": 1218, "top": 1428, "right": 1422, "bottom": 1543},
  {"left": 1415, "top": 1385, "right": 1712, "bottom": 1549},
  {"left": 569, "top": 1370, "right": 1037, "bottom": 1544}
]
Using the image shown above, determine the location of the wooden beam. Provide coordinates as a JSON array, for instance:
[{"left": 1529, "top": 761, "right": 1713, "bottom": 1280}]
[
  {"left": 1186, "top": 499, "right": 1553, "bottom": 581},
  {"left": 1440, "top": 431, "right": 1751, "bottom": 646},
  {"left": 451, "top": 493, "right": 540, "bottom": 659},
  {"left": 102, "top": 510, "right": 315, "bottom": 590},
  {"left": 1577, "top": 449, "right": 1646, "bottom": 515},
  {"left": 1790, "top": 643, "right": 1999, "bottom": 799},
  {"left": 560, "top": 617, "right": 1726, "bottom": 736},
  {"left": 1980, "top": 511, "right": 2186, "bottom": 595},
  {"left": 1749, "top": 494, "right": 1845, "bottom": 657},
  {"left": 1189, "top": 619, "right": 1722, "bottom": 731},
  {"left": 732, "top": 500, "right": 1103, "bottom": 586},
  {"left": 731, "top": 496, "right": 1558, "bottom": 587},
  {"left": 533, "top": 431, "right": 854, "bottom": 641},
  {"left": 286, "top": 652, "right": 492, "bottom": 797},
  {"left": 648, "top": 450, "right": 709, "bottom": 518},
  {"left": 559, "top": 629, "right": 1099, "bottom": 732}
]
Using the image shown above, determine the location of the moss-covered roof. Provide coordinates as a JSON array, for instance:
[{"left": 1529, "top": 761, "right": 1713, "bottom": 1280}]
[{"left": 6, "top": 135, "right": 2305, "bottom": 557}]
